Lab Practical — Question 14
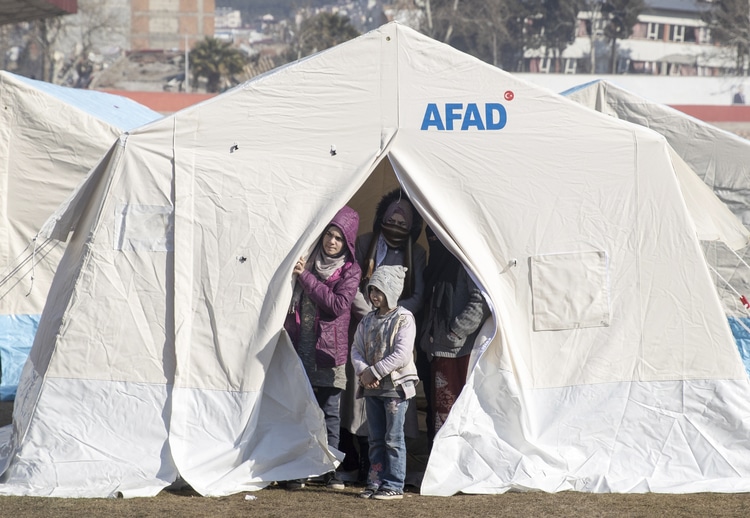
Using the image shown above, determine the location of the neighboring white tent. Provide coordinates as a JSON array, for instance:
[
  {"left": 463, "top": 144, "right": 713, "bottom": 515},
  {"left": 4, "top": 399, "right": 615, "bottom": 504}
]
[
  {"left": 562, "top": 79, "right": 750, "bottom": 373},
  {"left": 0, "top": 72, "right": 161, "bottom": 400},
  {"left": 3, "top": 23, "right": 750, "bottom": 498}
]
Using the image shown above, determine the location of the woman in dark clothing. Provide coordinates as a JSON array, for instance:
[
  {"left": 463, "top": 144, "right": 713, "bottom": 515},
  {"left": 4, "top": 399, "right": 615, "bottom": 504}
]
[{"left": 419, "top": 226, "right": 491, "bottom": 443}]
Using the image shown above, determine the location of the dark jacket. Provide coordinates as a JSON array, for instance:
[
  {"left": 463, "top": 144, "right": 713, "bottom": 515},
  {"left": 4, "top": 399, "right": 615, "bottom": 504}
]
[
  {"left": 419, "top": 266, "right": 490, "bottom": 360},
  {"left": 370, "top": 188, "right": 424, "bottom": 244},
  {"left": 284, "top": 206, "right": 361, "bottom": 368},
  {"left": 352, "top": 189, "right": 426, "bottom": 318}
]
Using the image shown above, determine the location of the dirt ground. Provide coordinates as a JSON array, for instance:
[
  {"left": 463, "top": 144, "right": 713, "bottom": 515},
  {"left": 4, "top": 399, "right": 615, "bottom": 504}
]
[{"left": 2, "top": 401, "right": 750, "bottom": 517}]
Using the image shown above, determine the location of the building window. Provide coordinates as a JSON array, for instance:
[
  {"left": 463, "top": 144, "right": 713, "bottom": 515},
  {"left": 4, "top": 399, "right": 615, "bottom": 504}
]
[
  {"left": 698, "top": 27, "right": 710, "bottom": 44},
  {"left": 647, "top": 22, "right": 662, "bottom": 40},
  {"left": 578, "top": 19, "right": 589, "bottom": 38},
  {"left": 631, "top": 22, "right": 647, "bottom": 38},
  {"left": 684, "top": 26, "right": 697, "bottom": 42},
  {"left": 593, "top": 18, "right": 607, "bottom": 36},
  {"left": 672, "top": 25, "right": 685, "bottom": 42}
]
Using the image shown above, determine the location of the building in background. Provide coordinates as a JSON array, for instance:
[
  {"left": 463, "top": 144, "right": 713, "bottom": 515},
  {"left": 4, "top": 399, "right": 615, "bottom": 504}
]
[
  {"left": 215, "top": 6, "right": 240, "bottom": 29},
  {"left": 526, "top": 0, "right": 733, "bottom": 76},
  {"left": 131, "top": 0, "right": 215, "bottom": 51}
]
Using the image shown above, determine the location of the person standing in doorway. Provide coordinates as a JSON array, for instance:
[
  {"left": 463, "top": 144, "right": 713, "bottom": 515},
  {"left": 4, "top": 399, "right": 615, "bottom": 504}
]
[
  {"left": 284, "top": 205, "right": 361, "bottom": 490},
  {"left": 340, "top": 188, "right": 426, "bottom": 485},
  {"left": 351, "top": 265, "right": 419, "bottom": 500},
  {"left": 419, "top": 226, "right": 491, "bottom": 442}
]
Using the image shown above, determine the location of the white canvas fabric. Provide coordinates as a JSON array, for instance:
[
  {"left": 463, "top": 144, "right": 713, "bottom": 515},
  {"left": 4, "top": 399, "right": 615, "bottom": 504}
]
[
  {"left": 530, "top": 250, "right": 610, "bottom": 331},
  {"left": 0, "top": 71, "right": 160, "bottom": 315},
  {"left": 563, "top": 80, "right": 750, "bottom": 379},
  {"left": 563, "top": 79, "right": 750, "bottom": 316},
  {"left": 0, "top": 72, "right": 161, "bottom": 400},
  {"left": 3, "top": 23, "right": 750, "bottom": 498}
]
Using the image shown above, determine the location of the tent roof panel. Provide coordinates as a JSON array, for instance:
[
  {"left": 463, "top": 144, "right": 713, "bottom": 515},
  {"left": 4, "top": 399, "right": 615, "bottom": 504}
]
[{"left": 8, "top": 72, "right": 161, "bottom": 131}]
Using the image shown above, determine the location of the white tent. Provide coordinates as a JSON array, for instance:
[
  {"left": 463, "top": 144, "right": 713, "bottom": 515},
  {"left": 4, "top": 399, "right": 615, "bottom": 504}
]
[
  {"left": 0, "top": 72, "right": 161, "bottom": 400},
  {"left": 3, "top": 23, "right": 750, "bottom": 498},
  {"left": 562, "top": 79, "right": 750, "bottom": 374}
]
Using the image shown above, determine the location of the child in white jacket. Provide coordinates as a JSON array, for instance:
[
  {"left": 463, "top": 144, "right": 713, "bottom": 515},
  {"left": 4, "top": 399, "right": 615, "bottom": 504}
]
[{"left": 351, "top": 265, "right": 419, "bottom": 501}]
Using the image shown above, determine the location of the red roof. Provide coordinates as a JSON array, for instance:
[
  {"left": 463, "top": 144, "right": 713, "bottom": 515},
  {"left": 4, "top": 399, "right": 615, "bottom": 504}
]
[
  {"left": 99, "top": 90, "right": 216, "bottom": 114},
  {"left": 671, "top": 105, "right": 750, "bottom": 123}
]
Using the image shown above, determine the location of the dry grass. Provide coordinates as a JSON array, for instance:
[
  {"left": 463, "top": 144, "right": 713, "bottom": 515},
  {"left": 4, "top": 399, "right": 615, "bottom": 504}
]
[
  {"left": 2, "top": 403, "right": 750, "bottom": 517},
  {"left": 2, "top": 483, "right": 750, "bottom": 518}
]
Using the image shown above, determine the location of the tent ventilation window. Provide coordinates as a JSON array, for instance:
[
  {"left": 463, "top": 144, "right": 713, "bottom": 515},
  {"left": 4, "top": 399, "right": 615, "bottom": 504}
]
[
  {"left": 114, "top": 204, "right": 174, "bottom": 252},
  {"left": 530, "top": 250, "right": 610, "bottom": 331}
]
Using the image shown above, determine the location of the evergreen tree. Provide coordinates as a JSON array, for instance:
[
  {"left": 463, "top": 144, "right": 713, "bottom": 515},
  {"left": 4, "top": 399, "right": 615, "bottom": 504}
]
[
  {"left": 538, "top": 0, "right": 585, "bottom": 73},
  {"left": 190, "top": 37, "right": 247, "bottom": 93},
  {"left": 601, "top": 0, "right": 644, "bottom": 73}
]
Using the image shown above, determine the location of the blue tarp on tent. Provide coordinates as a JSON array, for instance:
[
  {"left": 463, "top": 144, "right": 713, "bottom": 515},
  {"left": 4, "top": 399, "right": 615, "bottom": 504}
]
[
  {"left": 0, "top": 314, "right": 38, "bottom": 401},
  {"left": 729, "top": 317, "right": 750, "bottom": 378},
  {"left": 12, "top": 74, "right": 160, "bottom": 132},
  {"left": 0, "top": 73, "right": 162, "bottom": 401}
]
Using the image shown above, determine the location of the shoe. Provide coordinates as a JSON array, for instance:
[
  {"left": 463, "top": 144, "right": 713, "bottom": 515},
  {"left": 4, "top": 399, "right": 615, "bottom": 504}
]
[
  {"left": 372, "top": 488, "right": 403, "bottom": 500},
  {"left": 325, "top": 472, "right": 345, "bottom": 490},
  {"left": 286, "top": 479, "right": 306, "bottom": 489},
  {"left": 359, "top": 487, "right": 377, "bottom": 499}
]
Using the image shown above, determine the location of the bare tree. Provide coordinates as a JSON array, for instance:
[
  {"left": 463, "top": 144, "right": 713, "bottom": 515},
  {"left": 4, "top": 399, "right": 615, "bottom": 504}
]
[
  {"left": 471, "top": 0, "right": 524, "bottom": 68},
  {"left": 423, "top": 0, "right": 474, "bottom": 46},
  {"left": 703, "top": 0, "right": 750, "bottom": 75},
  {"left": 7, "top": 0, "right": 127, "bottom": 85},
  {"left": 57, "top": 0, "right": 128, "bottom": 86},
  {"left": 415, "top": 0, "right": 534, "bottom": 70},
  {"left": 35, "top": 18, "right": 64, "bottom": 82},
  {"left": 1, "top": 18, "right": 63, "bottom": 81},
  {"left": 585, "top": 0, "right": 604, "bottom": 73},
  {"left": 284, "top": 11, "right": 360, "bottom": 62}
]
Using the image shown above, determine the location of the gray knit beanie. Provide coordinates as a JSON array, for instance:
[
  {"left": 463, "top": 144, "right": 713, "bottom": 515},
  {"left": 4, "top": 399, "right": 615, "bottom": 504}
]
[{"left": 368, "top": 265, "right": 407, "bottom": 309}]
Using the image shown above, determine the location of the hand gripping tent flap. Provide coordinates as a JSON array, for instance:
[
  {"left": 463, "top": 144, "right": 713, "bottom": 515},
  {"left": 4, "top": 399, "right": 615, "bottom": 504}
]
[
  {"left": 0, "top": 72, "right": 161, "bottom": 401},
  {"left": 2, "top": 22, "right": 750, "bottom": 498}
]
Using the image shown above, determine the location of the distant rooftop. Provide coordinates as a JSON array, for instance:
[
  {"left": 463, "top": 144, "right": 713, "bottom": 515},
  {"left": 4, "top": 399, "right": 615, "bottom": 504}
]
[
  {"left": 644, "top": 0, "right": 711, "bottom": 13},
  {"left": 0, "top": 0, "right": 76, "bottom": 26}
]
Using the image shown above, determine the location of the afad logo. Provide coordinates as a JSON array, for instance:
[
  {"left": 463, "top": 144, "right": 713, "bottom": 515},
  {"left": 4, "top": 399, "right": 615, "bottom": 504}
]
[{"left": 420, "top": 91, "right": 514, "bottom": 131}]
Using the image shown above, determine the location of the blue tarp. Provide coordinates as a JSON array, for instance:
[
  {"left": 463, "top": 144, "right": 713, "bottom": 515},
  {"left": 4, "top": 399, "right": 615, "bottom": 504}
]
[
  {"left": 729, "top": 316, "right": 750, "bottom": 379},
  {"left": 0, "top": 75, "right": 161, "bottom": 402},
  {"left": 12, "top": 73, "right": 161, "bottom": 132},
  {"left": 0, "top": 314, "right": 38, "bottom": 401}
]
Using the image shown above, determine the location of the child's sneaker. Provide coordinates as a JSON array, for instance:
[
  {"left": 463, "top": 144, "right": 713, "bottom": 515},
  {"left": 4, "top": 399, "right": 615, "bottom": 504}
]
[
  {"left": 358, "top": 486, "right": 378, "bottom": 499},
  {"left": 372, "top": 488, "right": 403, "bottom": 500},
  {"left": 325, "top": 471, "right": 345, "bottom": 490}
]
